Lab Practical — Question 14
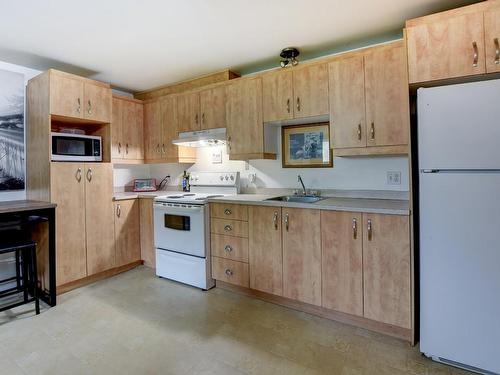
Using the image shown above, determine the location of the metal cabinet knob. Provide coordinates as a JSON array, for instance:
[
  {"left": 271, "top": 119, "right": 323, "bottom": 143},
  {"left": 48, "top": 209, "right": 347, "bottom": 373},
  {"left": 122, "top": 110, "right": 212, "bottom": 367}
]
[
  {"left": 494, "top": 38, "right": 500, "bottom": 65},
  {"left": 86, "top": 168, "right": 92, "bottom": 182},
  {"left": 88, "top": 100, "right": 92, "bottom": 115},
  {"left": 224, "top": 225, "right": 232, "bottom": 232},
  {"left": 225, "top": 269, "right": 233, "bottom": 277},
  {"left": 273, "top": 211, "right": 279, "bottom": 230},
  {"left": 286, "top": 98, "right": 290, "bottom": 113},
  {"left": 367, "top": 219, "right": 373, "bottom": 241},
  {"left": 77, "top": 98, "right": 81, "bottom": 113},
  {"left": 370, "top": 122, "right": 375, "bottom": 140},
  {"left": 357, "top": 124, "right": 362, "bottom": 141},
  {"left": 116, "top": 204, "right": 121, "bottom": 218},
  {"left": 296, "top": 97, "right": 301, "bottom": 111},
  {"left": 224, "top": 245, "right": 233, "bottom": 253},
  {"left": 472, "top": 41, "right": 479, "bottom": 67},
  {"left": 224, "top": 208, "right": 232, "bottom": 215},
  {"left": 284, "top": 213, "right": 289, "bottom": 231},
  {"left": 352, "top": 218, "right": 357, "bottom": 239},
  {"left": 125, "top": 143, "right": 129, "bottom": 154},
  {"left": 75, "top": 168, "right": 82, "bottom": 182}
]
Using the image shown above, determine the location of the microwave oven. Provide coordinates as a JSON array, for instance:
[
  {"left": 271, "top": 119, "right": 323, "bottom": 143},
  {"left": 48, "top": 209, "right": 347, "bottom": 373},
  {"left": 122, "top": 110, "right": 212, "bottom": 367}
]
[{"left": 51, "top": 132, "right": 102, "bottom": 162}]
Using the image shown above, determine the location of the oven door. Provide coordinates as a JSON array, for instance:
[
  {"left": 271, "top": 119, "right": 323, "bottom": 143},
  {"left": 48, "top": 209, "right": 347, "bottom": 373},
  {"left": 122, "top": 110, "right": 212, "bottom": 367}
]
[{"left": 154, "top": 203, "right": 206, "bottom": 258}]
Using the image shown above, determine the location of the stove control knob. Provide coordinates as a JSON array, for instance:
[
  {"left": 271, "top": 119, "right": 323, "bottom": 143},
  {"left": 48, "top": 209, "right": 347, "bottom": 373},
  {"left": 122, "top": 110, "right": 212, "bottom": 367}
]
[
  {"left": 230, "top": 175, "right": 234, "bottom": 181},
  {"left": 225, "top": 175, "right": 229, "bottom": 181},
  {"left": 219, "top": 175, "right": 224, "bottom": 181}
]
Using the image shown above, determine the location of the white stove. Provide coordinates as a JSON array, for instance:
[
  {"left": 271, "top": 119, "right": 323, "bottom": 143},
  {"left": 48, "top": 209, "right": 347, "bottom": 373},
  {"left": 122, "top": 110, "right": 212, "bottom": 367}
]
[{"left": 154, "top": 172, "right": 239, "bottom": 290}]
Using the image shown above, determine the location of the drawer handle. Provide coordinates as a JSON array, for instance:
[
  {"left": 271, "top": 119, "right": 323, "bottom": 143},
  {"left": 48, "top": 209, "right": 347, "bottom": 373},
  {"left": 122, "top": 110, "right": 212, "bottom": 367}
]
[
  {"left": 224, "top": 245, "right": 233, "bottom": 253},
  {"left": 367, "top": 219, "right": 372, "bottom": 241},
  {"left": 224, "top": 225, "right": 232, "bottom": 232},
  {"left": 224, "top": 208, "right": 232, "bottom": 215},
  {"left": 225, "top": 269, "right": 233, "bottom": 277},
  {"left": 494, "top": 38, "right": 500, "bottom": 65},
  {"left": 472, "top": 41, "right": 479, "bottom": 67},
  {"left": 352, "top": 218, "right": 357, "bottom": 239}
]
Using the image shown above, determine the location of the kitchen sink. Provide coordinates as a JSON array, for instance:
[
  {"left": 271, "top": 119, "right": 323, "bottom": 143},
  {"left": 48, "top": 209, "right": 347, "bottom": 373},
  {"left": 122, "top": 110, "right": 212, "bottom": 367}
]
[{"left": 266, "top": 195, "right": 325, "bottom": 204}]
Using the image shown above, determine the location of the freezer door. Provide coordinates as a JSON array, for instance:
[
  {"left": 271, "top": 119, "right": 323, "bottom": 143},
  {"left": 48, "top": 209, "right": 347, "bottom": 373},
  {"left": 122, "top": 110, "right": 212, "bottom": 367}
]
[
  {"left": 418, "top": 79, "right": 500, "bottom": 170},
  {"left": 420, "top": 171, "right": 500, "bottom": 373}
]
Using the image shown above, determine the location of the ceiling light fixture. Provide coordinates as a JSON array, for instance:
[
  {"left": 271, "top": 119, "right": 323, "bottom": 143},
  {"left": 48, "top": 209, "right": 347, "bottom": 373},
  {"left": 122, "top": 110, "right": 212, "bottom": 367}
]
[{"left": 280, "top": 47, "right": 300, "bottom": 68}]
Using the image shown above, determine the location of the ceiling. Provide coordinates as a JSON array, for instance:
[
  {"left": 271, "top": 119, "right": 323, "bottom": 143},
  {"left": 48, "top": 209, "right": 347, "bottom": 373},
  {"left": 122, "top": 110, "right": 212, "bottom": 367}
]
[{"left": 0, "top": 0, "right": 477, "bottom": 92}]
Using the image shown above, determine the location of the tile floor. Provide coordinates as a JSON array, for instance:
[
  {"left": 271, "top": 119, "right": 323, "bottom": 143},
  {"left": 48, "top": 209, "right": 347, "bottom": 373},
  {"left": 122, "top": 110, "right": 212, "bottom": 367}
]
[{"left": 0, "top": 266, "right": 472, "bottom": 375}]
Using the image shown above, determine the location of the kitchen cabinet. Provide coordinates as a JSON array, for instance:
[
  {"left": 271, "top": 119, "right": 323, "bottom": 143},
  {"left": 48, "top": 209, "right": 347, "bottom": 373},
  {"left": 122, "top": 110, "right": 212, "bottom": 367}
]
[
  {"left": 84, "top": 163, "right": 116, "bottom": 275},
  {"left": 50, "top": 162, "right": 87, "bottom": 286},
  {"left": 485, "top": 7, "right": 500, "bottom": 73},
  {"left": 248, "top": 206, "right": 283, "bottom": 296},
  {"left": 211, "top": 234, "right": 248, "bottom": 263},
  {"left": 112, "top": 96, "right": 144, "bottom": 162},
  {"left": 143, "top": 100, "right": 163, "bottom": 161},
  {"left": 282, "top": 207, "right": 321, "bottom": 306},
  {"left": 211, "top": 203, "right": 248, "bottom": 221},
  {"left": 406, "top": 10, "right": 486, "bottom": 83},
  {"left": 139, "top": 198, "right": 155, "bottom": 268},
  {"left": 363, "top": 213, "right": 411, "bottom": 328},
  {"left": 49, "top": 70, "right": 111, "bottom": 123},
  {"left": 321, "top": 211, "right": 363, "bottom": 316},
  {"left": 176, "top": 91, "right": 200, "bottom": 133},
  {"left": 292, "top": 63, "right": 329, "bottom": 119},
  {"left": 211, "top": 218, "right": 248, "bottom": 238},
  {"left": 226, "top": 77, "right": 276, "bottom": 160},
  {"left": 200, "top": 85, "right": 226, "bottom": 130},
  {"left": 50, "top": 162, "right": 115, "bottom": 285},
  {"left": 114, "top": 199, "right": 141, "bottom": 267},
  {"left": 329, "top": 42, "right": 409, "bottom": 155},
  {"left": 262, "top": 70, "right": 294, "bottom": 122},
  {"left": 211, "top": 257, "right": 249, "bottom": 288}
]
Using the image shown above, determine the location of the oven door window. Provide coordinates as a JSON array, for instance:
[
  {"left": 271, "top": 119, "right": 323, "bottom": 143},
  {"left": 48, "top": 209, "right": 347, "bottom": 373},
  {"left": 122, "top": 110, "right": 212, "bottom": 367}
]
[{"left": 164, "top": 214, "right": 190, "bottom": 231}]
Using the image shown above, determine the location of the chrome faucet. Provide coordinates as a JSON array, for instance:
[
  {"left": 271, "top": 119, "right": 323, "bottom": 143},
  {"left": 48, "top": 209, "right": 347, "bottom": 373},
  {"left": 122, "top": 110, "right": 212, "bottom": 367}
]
[{"left": 297, "top": 175, "right": 307, "bottom": 196}]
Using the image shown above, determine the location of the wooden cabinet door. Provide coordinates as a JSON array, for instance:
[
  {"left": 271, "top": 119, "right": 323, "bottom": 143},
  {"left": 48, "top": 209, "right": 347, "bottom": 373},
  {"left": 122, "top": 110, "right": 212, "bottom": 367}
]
[
  {"left": 262, "top": 70, "right": 294, "bottom": 122},
  {"left": 49, "top": 72, "right": 84, "bottom": 118},
  {"left": 114, "top": 199, "right": 141, "bottom": 267},
  {"left": 200, "top": 85, "right": 226, "bottom": 130},
  {"left": 176, "top": 92, "right": 200, "bottom": 133},
  {"left": 485, "top": 7, "right": 500, "bottom": 73},
  {"left": 84, "top": 163, "right": 115, "bottom": 275},
  {"left": 50, "top": 162, "right": 87, "bottom": 286},
  {"left": 248, "top": 206, "right": 283, "bottom": 296},
  {"left": 226, "top": 78, "right": 264, "bottom": 157},
  {"left": 292, "top": 64, "right": 329, "bottom": 118},
  {"left": 161, "top": 95, "right": 178, "bottom": 161},
  {"left": 329, "top": 55, "right": 366, "bottom": 149},
  {"left": 406, "top": 12, "right": 486, "bottom": 83},
  {"left": 321, "top": 211, "right": 363, "bottom": 316},
  {"left": 144, "top": 100, "right": 162, "bottom": 161},
  {"left": 122, "top": 101, "right": 144, "bottom": 160},
  {"left": 83, "top": 83, "right": 112, "bottom": 123},
  {"left": 364, "top": 43, "right": 410, "bottom": 147},
  {"left": 139, "top": 198, "right": 155, "bottom": 268},
  {"left": 363, "top": 213, "right": 411, "bottom": 328},
  {"left": 111, "top": 97, "right": 123, "bottom": 159},
  {"left": 282, "top": 208, "right": 321, "bottom": 306}
]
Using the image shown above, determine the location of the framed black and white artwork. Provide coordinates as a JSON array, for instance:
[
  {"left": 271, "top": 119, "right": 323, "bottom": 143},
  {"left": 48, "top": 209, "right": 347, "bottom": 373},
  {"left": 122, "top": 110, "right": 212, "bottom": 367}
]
[
  {"left": 0, "top": 68, "right": 25, "bottom": 191},
  {"left": 282, "top": 123, "right": 333, "bottom": 168}
]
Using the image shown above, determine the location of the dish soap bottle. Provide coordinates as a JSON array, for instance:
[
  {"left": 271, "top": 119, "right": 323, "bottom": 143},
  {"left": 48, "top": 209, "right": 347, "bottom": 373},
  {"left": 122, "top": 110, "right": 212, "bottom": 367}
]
[{"left": 182, "top": 171, "right": 190, "bottom": 192}]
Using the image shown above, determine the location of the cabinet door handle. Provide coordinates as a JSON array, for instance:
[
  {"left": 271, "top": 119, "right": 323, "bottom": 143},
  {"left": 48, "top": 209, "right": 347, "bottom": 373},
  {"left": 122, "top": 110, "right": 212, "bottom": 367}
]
[
  {"left": 367, "top": 219, "right": 372, "bottom": 241},
  {"left": 86, "top": 168, "right": 92, "bottom": 182},
  {"left": 494, "top": 38, "right": 500, "bottom": 65},
  {"left": 296, "top": 97, "right": 301, "bottom": 112},
  {"left": 118, "top": 142, "right": 121, "bottom": 154},
  {"left": 77, "top": 98, "right": 81, "bottom": 113},
  {"left": 370, "top": 122, "right": 375, "bottom": 140},
  {"left": 286, "top": 99, "right": 290, "bottom": 113},
  {"left": 116, "top": 204, "right": 121, "bottom": 218},
  {"left": 125, "top": 143, "right": 129, "bottom": 154},
  {"left": 195, "top": 113, "right": 198, "bottom": 125},
  {"left": 357, "top": 124, "right": 362, "bottom": 141},
  {"left": 88, "top": 100, "right": 92, "bottom": 115},
  {"left": 352, "top": 218, "right": 357, "bottom": 239},
  {"left": 75, "top": 168, "right": 82, "bottom": 182},
  {"left": 201, "top": 113, "right": 205, "bottom": 125},
  {"left": 227, "top": 136, "right": 232, "bottom": 151},
  {"left": 156, "top": 144, "right": 160, "bottom": 153},
  {"left": 472, "top": 41, "right": 479, "bottom": 67},
  {"left": 224, "top": 208, "right": 232, "bottom": 215},
  {"left": 224, "top": 245, "right": 233, "bottom": 253},
  {"left": 224, "top": 224, "right": 232, "bottom": 232},
  {"left": 225, "top": 269, "right": 233, "bottom": 277},
  {"left": 161, "top": 144, "right": 166, "bottom": 154},
  {"left": 284, "top": 213, "right": 289, "bottom": 231},
  {"left": 273, "top": 211, "right": 279, "bottom": 230}
]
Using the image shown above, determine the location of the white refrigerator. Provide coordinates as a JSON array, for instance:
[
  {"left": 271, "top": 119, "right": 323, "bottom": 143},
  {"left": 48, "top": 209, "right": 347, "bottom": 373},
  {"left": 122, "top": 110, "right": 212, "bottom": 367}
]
[{"left": 419, "top": 79, "right": 500, "bottom": 374}]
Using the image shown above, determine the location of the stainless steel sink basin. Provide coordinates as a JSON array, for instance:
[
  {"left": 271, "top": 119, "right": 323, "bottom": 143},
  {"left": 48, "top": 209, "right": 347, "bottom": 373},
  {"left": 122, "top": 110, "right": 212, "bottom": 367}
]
[{"left": 266, "top": 195, "right": 325, "bottom": 204}]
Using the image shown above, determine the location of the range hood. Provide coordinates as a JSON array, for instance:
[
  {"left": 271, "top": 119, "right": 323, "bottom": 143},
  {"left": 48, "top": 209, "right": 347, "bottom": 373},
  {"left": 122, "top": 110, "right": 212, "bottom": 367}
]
[{"left": 171, "top": 128, "right": 226, "bottom": 147}]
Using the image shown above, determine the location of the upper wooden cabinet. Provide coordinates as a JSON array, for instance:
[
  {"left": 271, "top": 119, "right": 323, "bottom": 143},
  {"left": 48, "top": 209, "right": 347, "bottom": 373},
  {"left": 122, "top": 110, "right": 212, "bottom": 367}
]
[
  {"left": 199, "top": 85, "right": 226, "bottom": 130},
  {"left": 226, "top": 77, "right": 276, "bottom": 160},
  {"left": 406, "top": 2, "right": 500, "bottom": 83},
  {"left": 111, "top": 96, "right": 144, "bottom": 162},
  {"left": 485, "top": 6, "right": 500, "bottom": 73},
  {"left": 49, "top": 70, "right": 112, "bottom": 123},
  {"left": 329, "top": 41, "right": 409, "bottom": 156},
  {"left": 262, "top": 64, "right": 329, "bottom": 122},
  {"left": 143, "top": 100, "right": 162, "bottom": 161},
  {"left": 176, "top": 91, "right": 200, "bottom": 133},
  {"left": 363, "top": 213, "right": 411, "bottom": 329}
]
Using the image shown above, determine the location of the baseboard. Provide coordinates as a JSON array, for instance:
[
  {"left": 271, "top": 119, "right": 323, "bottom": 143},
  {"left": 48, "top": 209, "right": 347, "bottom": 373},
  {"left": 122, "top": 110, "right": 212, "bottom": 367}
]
[
  {"left": 57, "top": 260, "right": 143, "bottom": 295},
  {"left": 216, "top": 281, "right": 413, "bottom": 344}
]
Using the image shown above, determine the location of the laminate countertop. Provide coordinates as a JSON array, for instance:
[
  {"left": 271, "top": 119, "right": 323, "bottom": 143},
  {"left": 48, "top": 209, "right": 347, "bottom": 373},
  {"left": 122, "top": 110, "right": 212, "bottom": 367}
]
[{"left": 0, "top": 200, "right": 57, "bottom": 214}]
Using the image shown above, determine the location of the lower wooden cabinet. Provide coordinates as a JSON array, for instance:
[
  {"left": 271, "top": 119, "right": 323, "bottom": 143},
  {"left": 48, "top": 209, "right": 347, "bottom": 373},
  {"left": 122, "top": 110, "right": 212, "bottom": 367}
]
[
  {"left": 139, "top": 198, "right": 155, "bottom": 268},
  {"left": 211, "top": 257, "right": 249, "bottom": 287},
  {"left": 282, "top": 208, "right": 322, "bottom": 306},
  {"left": 248, "top": 206, "right": 283, "bottom": 296},
  {"left": 114, "top": 199, "right": 141, "bottom": 267},
  {"left": 321, "top": 211, "right": 363, "bottom": 316},
  {"left": 363, "top": 213, "right": 411, "bottom": 328}
]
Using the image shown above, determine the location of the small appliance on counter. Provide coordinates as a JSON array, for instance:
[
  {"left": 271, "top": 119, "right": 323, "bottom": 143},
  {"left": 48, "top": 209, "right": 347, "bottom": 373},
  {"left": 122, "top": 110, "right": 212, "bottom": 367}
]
[
  {"left": 51, "top": 132, "right": 102, "bottom": 162},
  {"left": 153, "top": 171, "right": 240, "bottom": 290},
  {"left": 133, "top": 179, "right": 157, "bottom": 192}
]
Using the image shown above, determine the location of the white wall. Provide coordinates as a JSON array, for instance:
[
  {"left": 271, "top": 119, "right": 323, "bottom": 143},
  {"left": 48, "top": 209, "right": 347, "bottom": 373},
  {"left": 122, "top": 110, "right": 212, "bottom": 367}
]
[{"left": 0, "top": 60, "right": 41, "bottom": 202}]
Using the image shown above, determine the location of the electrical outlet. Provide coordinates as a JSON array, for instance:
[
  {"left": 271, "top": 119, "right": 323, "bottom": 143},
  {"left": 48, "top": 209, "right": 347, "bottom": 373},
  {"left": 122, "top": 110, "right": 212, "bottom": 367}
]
[{"left": 387, "top": 171, "right": 401, "bottom": 185}]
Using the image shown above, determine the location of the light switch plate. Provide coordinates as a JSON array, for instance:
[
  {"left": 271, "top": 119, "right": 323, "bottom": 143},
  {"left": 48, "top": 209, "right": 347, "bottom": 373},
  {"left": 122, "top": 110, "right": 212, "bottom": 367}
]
[{"left": 387, "top": 171, "right": 401, "bottom": 185}]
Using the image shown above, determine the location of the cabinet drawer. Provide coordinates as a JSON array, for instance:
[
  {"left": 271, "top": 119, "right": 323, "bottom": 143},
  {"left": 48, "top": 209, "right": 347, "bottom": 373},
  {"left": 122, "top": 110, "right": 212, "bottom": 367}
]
[
  {"left": 212, "top": 257, "right": 249, "bottom": 287},
  {"left": 211, "top": 203, "right": 248, "bottom": 221},
  {"left": 211, "top": 234, "right": 249, "bottom": 263},
  {"left": 211, "top": 218, "right": 248, "bottom": 238}
]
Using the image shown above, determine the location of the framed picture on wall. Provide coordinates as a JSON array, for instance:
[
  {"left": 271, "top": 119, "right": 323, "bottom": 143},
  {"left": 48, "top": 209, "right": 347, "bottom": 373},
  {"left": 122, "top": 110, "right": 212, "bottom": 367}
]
[{"left": 282, "top": 123, "right": 333, "bottom": 168}]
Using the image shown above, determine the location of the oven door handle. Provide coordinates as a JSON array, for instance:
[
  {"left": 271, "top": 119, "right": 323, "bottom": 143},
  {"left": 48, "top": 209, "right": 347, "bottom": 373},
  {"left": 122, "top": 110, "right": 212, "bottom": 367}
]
[{"left": 154, "top": 204, "right": 204, "bottom": 214}]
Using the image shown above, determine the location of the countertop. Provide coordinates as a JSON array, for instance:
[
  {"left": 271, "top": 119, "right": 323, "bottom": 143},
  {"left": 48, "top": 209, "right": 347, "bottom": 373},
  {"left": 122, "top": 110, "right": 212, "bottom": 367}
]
[
  {"left": 113, "top": 191, "right": 410, "bottom": 215},
  {"left": 0, "top": 200, "right": 57, "bottom": 214}
]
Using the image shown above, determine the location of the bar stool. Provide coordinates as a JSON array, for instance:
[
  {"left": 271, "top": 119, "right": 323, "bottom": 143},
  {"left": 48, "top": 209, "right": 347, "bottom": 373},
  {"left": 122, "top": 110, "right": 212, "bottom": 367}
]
[{"left": 0, "top": 229, "right": 40, "bottom": 315}]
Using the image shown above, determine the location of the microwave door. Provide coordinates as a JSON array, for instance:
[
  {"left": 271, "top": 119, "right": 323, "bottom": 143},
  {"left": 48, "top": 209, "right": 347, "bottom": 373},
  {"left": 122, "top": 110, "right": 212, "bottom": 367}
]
[{"left": 51, "top": 133, "right": 102, "bottom": 162}]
